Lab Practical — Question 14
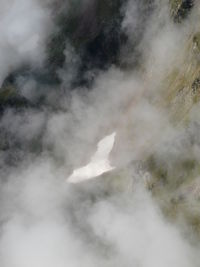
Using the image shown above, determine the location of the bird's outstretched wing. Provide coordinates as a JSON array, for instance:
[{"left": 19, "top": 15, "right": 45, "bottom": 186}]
[{"left": 67, "top": 132, "right": 116, "bottom": 184}]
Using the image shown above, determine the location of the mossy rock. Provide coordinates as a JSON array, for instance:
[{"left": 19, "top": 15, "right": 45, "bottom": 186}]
[
  {"left": 0, "top": 85, "right": 16, "bottom": 102},
  {"left": 0, "top": 84, "right": 33, "bottom": 112},
  {"left": 191, "top": 77, "right": 200, "bottom": 102},
  {"left": 193, "top": 32, "right": 200, "bottom": 55},
  {"left": 169, "top": 0, "right": 194, "bottom": 22}
]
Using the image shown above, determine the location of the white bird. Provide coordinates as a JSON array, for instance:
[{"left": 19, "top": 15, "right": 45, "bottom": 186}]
[{"left": 67, "top": 132, "right": 116, "bottom": 184}]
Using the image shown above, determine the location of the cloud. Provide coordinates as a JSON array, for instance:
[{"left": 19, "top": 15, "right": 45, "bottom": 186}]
[
  {"left": 0, "top": 0, "right": 53, "bottom": 86},
  {"left": 0, "top": 1, "right": 199, "bottom": 267}
]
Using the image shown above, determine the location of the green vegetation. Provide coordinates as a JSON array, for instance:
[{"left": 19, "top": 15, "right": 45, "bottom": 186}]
[{"left": 142, "top": 9, "right": 200, "bottom": 238}]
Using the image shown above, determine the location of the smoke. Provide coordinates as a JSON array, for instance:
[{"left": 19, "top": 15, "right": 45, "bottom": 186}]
[{"left": 0, "top": 0, "right": 199, "bottom": 266}]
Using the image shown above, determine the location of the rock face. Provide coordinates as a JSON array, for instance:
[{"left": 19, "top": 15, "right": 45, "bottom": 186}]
[
  {"left": 47, "top": 0, "right": 124, "bottom": 74},
  {"left": 140, "top": 2, "right": 200, "bottom": 238},
  {"left": 0, "top": 0, "right": 126, "bottom": 108},
  {"left": 170, "top": 0, "right": 194, "bottom": 22},
  {"left": 0, "top": 0, "right": 195, "bottom": 94}
]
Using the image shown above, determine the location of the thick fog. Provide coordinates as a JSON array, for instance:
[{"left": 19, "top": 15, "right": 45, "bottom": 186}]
[{"left": 0, "top": 0, "right": 199, "bottom": 266}]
